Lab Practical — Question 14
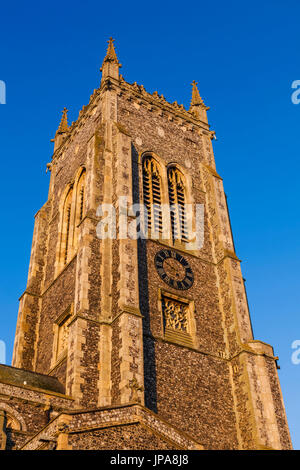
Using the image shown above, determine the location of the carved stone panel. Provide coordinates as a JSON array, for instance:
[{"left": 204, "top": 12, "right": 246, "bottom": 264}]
[{"left": 160, "top": 292, "right": 196, "bottom": 348}]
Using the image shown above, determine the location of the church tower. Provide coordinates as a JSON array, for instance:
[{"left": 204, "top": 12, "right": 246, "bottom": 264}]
[{"left": 0, "top": 39, "right": 291, "bottom": 450}]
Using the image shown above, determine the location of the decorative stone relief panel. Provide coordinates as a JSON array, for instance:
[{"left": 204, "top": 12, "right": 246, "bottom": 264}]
[
  {"left": 163, "top": 298, "right": 189, "bottom": 333},
  {"left": 160, "top": 291, "right": 196, "bottom": 348}
]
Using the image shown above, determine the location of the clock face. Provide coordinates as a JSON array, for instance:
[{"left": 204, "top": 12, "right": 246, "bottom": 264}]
[{"left": 154, "top": 249, "right": 194, "bottom": 290}]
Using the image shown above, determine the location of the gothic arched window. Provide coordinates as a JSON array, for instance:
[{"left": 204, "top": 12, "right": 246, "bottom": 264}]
[
  {"left": 142, "top": 156, "right": 163, "bottom": 235},
  {"left": 168, "top": 167, "right": 188, "bottom": 243}
]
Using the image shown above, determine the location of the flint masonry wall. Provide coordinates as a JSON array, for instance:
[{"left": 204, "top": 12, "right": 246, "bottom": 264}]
[
  {"left": 68, "top": 423, "right": 178, "bottom": 450},
  {"left": 117, "top": 92, "right": 240, "bottom": 448}
]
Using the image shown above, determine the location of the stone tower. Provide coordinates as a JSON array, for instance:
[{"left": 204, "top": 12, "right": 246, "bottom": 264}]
[{"left": 0, "top": 39, "right": 292, "bottom": 450}]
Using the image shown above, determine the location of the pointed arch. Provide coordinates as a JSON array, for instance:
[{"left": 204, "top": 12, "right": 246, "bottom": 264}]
[
  {"left": 142, "top": 155, "right": 163, "bottom": 235},
  {"left": 0, "top": 403, "right": 26, "bottom": 431},
  {"left": 56, "top": 167, "right": 87, "bottom": 274},
  {"left": 167, "top": 166, "right": 189, "bottom": 243}
]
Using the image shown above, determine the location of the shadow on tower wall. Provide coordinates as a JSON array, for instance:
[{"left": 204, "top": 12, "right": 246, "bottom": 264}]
[{"left": 132, "top": 144, "right": 157, "bottom": 413}]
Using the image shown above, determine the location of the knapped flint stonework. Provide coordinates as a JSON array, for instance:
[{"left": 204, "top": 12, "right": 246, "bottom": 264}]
[{"left": 0, "top": 38, "right": 292, "bottom": 450}]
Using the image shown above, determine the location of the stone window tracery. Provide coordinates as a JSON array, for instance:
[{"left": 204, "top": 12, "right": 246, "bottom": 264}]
[
  {"left": 163, "top": 298, "right": 189, "bottom": 333},
  {"left": 160, "top": 291, "right": 196, "bottom": 348}
]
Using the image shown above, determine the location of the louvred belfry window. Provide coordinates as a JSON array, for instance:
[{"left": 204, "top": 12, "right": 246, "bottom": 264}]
[
  {"left": 168, "top": 167, "right": 188, "bottom": 243},
  {"left": 142, "top": 157, "right": 163, "bottom": 235}
]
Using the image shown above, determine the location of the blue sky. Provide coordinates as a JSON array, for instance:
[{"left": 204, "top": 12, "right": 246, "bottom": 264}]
[{"left": 0, "top": 0, "right": 299, "bottom": 448}]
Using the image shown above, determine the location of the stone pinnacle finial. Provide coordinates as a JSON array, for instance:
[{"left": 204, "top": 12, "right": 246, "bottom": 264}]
[
  {"left": 100, "top": 37, "right": 122, "bottom": 72},
  {"left": 189, "top": 81, "right": 209, "bottom": 123},
  {"left": 190, "top": 81, "right": 204, "bottom": 107},
  {"left": 53, "top": 107, "right": 69, "bottom": 152},
  {"left": 57, "top": 107, "right": 69, "bottom": 134}
]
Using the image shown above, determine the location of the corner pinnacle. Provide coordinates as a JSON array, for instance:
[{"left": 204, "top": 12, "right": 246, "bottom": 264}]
[
  {"left": 190, "top": 81, "right": 204, "bottom": 107},
  {"left": 189, "top": 81, "right": 209, "bottom": 122},
  {"left": 100, "top": 37, "right": 122, "bottom": 71},
  {"left": 57, "top": 107, "right": 69, "bottom": 134}
]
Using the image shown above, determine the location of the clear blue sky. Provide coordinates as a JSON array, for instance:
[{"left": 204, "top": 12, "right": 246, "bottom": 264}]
[{"left": 0, "top": 0, "right": 299, "bottom": 449}]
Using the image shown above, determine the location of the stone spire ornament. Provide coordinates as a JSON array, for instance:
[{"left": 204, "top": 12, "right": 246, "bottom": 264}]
[
  {"left": 100, "top": 37, "right": 122, "bottom": 82},
  {"left": 190, "top": 81, "right": 204, "bottom": 106},
  {"left": 53, "top": 107, "right": 69, "bottom": 151},
  {"left": 189, "top": 81, "right": 209, "bottom": 123},
  {"left": 57, "top": 107, "right": 69, "bottom": 134}
]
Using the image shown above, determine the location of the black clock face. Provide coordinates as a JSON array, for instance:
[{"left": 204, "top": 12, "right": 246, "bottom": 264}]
[{"left": 154, "top": 249, "right": 194, "bottom": 290}]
